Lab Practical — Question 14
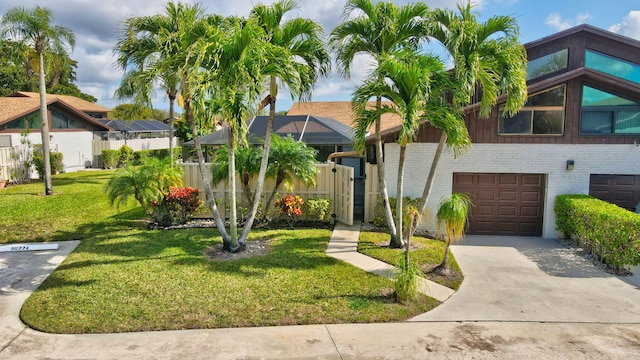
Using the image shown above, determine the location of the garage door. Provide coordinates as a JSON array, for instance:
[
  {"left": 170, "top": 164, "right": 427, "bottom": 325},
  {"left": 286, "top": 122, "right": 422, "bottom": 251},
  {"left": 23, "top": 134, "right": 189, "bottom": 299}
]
[
  {"left": 589, "top": 174, "right": 640, "bottom": 211},
  {"left": 452, "top": 173, "right": 545, "bottom": 236}
]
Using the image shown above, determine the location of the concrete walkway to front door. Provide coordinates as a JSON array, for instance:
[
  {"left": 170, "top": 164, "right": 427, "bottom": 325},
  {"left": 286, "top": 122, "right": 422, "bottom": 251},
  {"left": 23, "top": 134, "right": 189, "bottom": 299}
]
[{"left": 411, "top": 235, "right": 640, "bottom": 322}]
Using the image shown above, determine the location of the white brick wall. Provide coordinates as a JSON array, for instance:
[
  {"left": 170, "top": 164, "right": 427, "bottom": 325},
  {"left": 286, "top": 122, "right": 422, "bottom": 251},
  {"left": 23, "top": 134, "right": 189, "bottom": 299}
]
[{"left": 383, "top": 142, "right": 640, "bottom": 238}]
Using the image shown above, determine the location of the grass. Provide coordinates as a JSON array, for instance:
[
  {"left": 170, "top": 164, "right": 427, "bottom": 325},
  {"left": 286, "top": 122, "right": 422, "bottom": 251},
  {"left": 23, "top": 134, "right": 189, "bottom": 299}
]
[
  {"left": 358, "top": 231, "right": 464, "bottom": 290},
  {"left": 2, "top": 171, "right": 439, "bottom": 333}
]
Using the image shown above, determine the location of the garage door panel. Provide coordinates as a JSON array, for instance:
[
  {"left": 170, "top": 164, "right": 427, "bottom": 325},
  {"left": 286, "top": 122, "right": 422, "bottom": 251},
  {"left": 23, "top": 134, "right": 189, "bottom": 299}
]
[
  {"left": 453, "top": 173, "right": 545, "bottom": 236},
  {"left": 590, "top": 174, "right": 640, "bottom": 211}
]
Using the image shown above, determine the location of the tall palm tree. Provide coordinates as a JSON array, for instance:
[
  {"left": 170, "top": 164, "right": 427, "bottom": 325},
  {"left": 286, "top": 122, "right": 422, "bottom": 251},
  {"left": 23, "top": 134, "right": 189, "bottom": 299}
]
[
  {"left": 1, "top": 6, "right": 75, "bottom": 195},
  {"left": 353, "top": 52, "right": 449, "bottom": 245},
  {"left": 416, "top": 3, "right": 528, "bottom": 220},
  {"left": 331, "top": 0, "right": 429, "bottom": 247},
  {"left": 240, "top": 0, "right": 330, "bottom": 242},
  {"left": 116, "top": 3, "right": 231, "bottom": 244}
]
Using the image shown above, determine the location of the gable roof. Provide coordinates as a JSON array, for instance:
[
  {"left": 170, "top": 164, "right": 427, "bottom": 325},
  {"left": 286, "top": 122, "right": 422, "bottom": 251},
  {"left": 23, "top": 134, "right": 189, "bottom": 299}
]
[
  {"left": 287, "top": 101, "right": 403, "bottom": 133},
  {"left": 524, "top": 23, "right": 640, "bottom": 50},
  {"left": 185, "top": 115, "right": 354, "bottom": 146},
  {"left": 0, "top": 95, "right": 111, "bottom": 130},
  {"left": 10, "top": 91, "right": 111, "bottom": 113}
]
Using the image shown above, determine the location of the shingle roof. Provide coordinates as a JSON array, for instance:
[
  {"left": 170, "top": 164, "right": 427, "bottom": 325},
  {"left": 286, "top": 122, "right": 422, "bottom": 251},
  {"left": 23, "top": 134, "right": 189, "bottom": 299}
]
[
  {"left": 11, "top": 91, "right": 111, "bottom": 113},
  {"left": 287, "top": 101, "right": 402, "bottom": 133}
]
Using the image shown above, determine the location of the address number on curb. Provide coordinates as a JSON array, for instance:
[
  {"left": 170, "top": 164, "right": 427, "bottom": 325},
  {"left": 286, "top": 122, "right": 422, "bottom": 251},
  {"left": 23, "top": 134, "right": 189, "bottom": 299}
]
[{"left": 0, "top": 244, "right": 60, "bottom": 253}]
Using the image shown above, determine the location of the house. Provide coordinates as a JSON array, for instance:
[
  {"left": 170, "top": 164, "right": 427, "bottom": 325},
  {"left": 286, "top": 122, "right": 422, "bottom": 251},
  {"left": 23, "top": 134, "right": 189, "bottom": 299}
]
[
  {"left": 374, "top": 24, "right": 640, "bottom": 238},
  {"left": 0, "top": 92, "right": 176, "bottom": 174}
]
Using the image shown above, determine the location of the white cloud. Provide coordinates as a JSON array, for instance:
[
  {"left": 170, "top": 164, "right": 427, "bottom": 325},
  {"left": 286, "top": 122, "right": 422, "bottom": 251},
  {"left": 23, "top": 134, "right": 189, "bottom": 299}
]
[
  {"left": 545, "top": 12, "right": 591, "bottom": 31},
  {"left": 609, "top": 11, "right": 640, "bottom": 40}
]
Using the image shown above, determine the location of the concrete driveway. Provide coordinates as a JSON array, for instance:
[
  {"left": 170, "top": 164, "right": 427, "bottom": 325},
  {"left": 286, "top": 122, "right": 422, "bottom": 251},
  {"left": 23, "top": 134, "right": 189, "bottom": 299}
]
[{"left": 411, "top": 235, "right": 640, "bottom": 322}]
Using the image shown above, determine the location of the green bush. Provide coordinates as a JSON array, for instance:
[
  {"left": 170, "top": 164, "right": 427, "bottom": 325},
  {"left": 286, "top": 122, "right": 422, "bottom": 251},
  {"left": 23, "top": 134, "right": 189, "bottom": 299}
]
[
  {"left": 101, "top": 150, "right": 119, "bottom": 169},
  {"left": 555, "top": 194, "right": 640, "bottom": 272},
  {"left": 118, "top": 145, "right": 135, "bottom": 167},
  {"left": 133, "top": 147, "right": 182, "bottom": 165},
  {"left": 373, "top": 196, "right": 422, "bottom": 230},
  {"left": 303, "top": 198, "right": 332, "bottom": 222},
  {"left": 32, "top": 145, "right": 63, "bottom": 179}
]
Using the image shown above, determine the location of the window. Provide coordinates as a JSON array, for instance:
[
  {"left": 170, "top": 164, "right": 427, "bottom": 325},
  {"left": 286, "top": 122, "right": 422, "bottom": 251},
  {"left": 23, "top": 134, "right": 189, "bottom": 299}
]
[
  {"left": 51, "top": 110, "right": 83, "bottom": 129},
  {"left": 2, "top": 112, "right": 40, "bottom": 130},
  {"left": 585, "top": 50, "right": 640, "bottom": 84},
  {"left": 581, "top": 85, "right": 640, "bottom": 134},
  {"left": 527, "top": 49, "right": 568, "bottom": 81},
  {"left": 499, "top": 85, "right": 565, "bottom": 135}
]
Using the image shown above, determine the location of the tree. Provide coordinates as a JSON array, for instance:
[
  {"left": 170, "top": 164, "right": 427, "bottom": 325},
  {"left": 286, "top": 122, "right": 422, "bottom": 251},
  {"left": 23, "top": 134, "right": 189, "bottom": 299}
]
[
  {"left": 1, "top": 6, "right": 75, "bottom": 195},
  {"left": 331, "top": 0, "right": 429, "bottom": 248},
  {"left": 0, "top": 40, "right": 30, "bottom": 96},
  {"left": 353, "top": 52, "right": 449, "bottom": 246},
  {"left": 435, "top": 193, "right": 471, "bottom": 276},
  {"left": 239, "top": 0, "right": 330, "bottom": 243},
  {"left": 116, "top": 3, "right": 231, "bottom": 245},
  {"left": 211, "top": 143, "right": 263, "bottom": 206},
  {"left": 416, "top": 4, "right": 528, "bottom": 222},
  {"left": 111, "top": 103, "right": 153, "bottom": 120}
]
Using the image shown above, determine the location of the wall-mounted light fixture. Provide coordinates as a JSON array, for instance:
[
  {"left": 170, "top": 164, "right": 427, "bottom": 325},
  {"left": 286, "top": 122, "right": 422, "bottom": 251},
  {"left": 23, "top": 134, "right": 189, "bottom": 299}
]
[{"left": 566, "top": 160, "right": 575, "bottom": 171}]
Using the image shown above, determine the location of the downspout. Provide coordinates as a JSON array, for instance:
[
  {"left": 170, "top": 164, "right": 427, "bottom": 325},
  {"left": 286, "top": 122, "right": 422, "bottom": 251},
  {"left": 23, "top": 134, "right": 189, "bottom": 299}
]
[{"left": 326, "top": 151, "right": 361, "bottom": 163}]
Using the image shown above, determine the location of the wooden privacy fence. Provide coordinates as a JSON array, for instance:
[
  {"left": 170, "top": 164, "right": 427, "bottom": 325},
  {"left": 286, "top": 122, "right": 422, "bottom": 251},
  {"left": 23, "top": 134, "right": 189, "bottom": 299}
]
[
  {"left": 0, "top": 147, "right": 16, "bottom": 181},
  {"left": 182, "top": 162, "right": 371, "bottom": 225}
]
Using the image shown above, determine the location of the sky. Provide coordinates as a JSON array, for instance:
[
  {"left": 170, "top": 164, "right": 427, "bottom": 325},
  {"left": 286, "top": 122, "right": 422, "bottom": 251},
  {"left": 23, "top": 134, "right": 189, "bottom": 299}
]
[{"left": 2, "top": 0, "right": 640, "bottom": 114}]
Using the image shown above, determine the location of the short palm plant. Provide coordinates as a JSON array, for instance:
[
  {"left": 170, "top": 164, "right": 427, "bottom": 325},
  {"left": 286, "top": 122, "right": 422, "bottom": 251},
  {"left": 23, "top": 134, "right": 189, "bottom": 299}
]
[{"left": 435, "top": 193, "right": 471, "bottom": 276}]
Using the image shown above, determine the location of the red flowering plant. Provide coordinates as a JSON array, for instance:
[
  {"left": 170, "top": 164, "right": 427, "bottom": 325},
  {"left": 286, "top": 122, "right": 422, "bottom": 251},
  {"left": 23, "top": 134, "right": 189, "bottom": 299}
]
[
  {"left": 274, "top": 194, "right": 304, "bottom": 228},
  {"left": 151, "top": 186, "right": 201, "bottom": 226}
]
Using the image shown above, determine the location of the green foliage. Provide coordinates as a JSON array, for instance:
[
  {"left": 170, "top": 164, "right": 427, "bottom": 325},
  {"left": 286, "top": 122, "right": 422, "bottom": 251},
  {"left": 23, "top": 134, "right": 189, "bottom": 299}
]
[
  {"left": 110, "top": 103, "right": 153, "bottom": 120},
  {"left": 133, "top": 147, "right": 181, "bottom": 166},
  {"left": 373, "top": 196, "right": 421, "bottom": 230},
  {"left": 394, "top": 252, "right": 421, "bottom": 304},
  {"left": 101, "top": 150, "right": 119, "bottom": 169},
  {"left": 33, "top": 145, "right": 63, "bottom": 179},
  {"left": 303, "top": 198, "right": 332, "bottom": 222},
  {"left": 10, "top": 129, "right": 33, "bottom": 183},
  {"left": 274, "top": 194, "right": 304, "bottom": 227},
  {"left": 436, "top": 193, "right": 471, "bottom": 243},
  {"left": 117, "top": 145, "right": 135, "bottom": 167},
  {"left": 151, "top": 186, "right": 201, "bottom": 227},
  {"left": 104, "top": 157, "right": 183, "bottom": 214},
  {"left": 555, "top": 194, "right": 640, "bottom": 272}
]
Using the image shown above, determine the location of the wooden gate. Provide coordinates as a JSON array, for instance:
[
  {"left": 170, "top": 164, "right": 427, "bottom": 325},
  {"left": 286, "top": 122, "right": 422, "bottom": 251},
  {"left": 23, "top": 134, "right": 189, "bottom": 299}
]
[{"left": 333, "top": 163, "right": 354, "bottom": 225}]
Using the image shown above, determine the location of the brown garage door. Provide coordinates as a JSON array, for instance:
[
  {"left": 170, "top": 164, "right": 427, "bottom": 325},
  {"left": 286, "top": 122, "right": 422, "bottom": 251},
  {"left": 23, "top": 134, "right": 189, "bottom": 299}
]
[
  {"left": 589, "top": 174, "right": 640, "bottom": 211},
  {"left": 452, "top": 173, "right": 545, "bottom": 236}
]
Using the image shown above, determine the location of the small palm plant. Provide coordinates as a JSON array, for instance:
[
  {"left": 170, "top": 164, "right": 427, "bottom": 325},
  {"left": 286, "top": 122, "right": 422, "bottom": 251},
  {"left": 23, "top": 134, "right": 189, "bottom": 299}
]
[{"left": 435, "top": 193, "right": 471, "bottom": 276}]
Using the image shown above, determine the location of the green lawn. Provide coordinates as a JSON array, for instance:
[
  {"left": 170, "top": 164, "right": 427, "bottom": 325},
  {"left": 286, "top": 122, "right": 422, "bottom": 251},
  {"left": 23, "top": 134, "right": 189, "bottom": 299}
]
[
  {"left": 2, "top": 171, "right": 438, "bottom": 333},
  {"left": 358, "top": 231, "right": 464, "bottom": 290}
]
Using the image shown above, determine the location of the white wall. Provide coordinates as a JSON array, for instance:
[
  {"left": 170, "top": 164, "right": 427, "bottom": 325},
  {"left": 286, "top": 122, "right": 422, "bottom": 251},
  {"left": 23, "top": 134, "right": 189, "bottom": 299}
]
[
  {"left": 384, "top": 142, "right": 640, "bottom": 239},
  {"left": 9, "top": 131, "right": 94, "bottom": 173}
]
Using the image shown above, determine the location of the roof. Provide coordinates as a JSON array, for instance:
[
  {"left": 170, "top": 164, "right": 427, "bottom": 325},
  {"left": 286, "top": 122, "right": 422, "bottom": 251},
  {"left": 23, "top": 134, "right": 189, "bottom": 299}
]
[
  {"left": 10, "top": 91, "right": 111, "bottom": 113},
  {"left": 97, "top": 119, "right": 171, "bottom": 132},
  {"left": 185, "top": 115, "right": 354, "bottom": 146},
  {"left": 287, "top": 101, "right": 402, "bottom": 133},
  {"left": 0, "top": 95, "right": 110, "bottom": 130},
  {"left": 524, "top": 23, "right": 640, "bottom": 50}
]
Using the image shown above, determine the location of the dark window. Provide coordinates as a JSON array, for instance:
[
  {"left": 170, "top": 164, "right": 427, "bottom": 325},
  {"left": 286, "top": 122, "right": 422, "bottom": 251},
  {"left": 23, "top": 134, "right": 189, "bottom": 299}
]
[
  {"left": 586, "top": 50, "right": 640, "bottom": 84},
  {"left": 527, "top": 49, "right": 568, "bottom": 80},
  {"left": 2, "top": 112, "right": 40, "bottom": 130},
  {"left": 580, "top": 85, "right": 640, "bottom": 135},
  {"left": 499, "top": 85, "right": 565, "bottom": 135},
  {"left": 52, "top": 110, "right": 84, "bottom": 129}
]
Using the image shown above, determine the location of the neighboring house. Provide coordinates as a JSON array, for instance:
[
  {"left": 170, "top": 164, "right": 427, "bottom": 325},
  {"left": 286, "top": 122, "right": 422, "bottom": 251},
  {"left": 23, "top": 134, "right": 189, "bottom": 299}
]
[
  {"left": 0, "top": 92, "right": 176, "bottom": 174},
  {"left": 374, "top": 24, "right": 640, "bottom": 238}
]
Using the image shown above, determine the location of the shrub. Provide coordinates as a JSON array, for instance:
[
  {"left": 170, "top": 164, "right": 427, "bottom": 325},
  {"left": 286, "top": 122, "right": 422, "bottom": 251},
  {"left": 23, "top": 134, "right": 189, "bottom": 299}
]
[
  {"left": 133, "top": 147, "right": 181, "bottom": 165},
  {"left": 102, "top": 150, "right": 119, "bottom": 169},
  {"left": 394, "top": 253, "right": 420, "bottom": 304},
  {"left": 303, "top": 198, "right": 332, "bottom": 222},
  {"left": 32, "top": 145, "right": 63, "bottom": 179},
  {"left": 274, "top": 194, "right": 304, "bottom": 227},
  {"left": 118, "top": 145, "right": 135, "bottom": 168},
  {"left": 373, "top": 196, "right": 422, "bottom": 231},
  {"left": 555, "top": 194, "right": 640, "bottom": 272},
  {"left": 152, "top": 186, "right": 201, "bottom": 226}
]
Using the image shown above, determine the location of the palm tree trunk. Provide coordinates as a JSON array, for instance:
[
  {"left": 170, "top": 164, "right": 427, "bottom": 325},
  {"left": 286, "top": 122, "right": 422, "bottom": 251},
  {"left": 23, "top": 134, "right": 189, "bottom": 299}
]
[
  {"left": 415, "top": 132, "right": 448, "bottom": 235},
  {"left": 38, "top": 51, "right": 53, "bottom": 195},
  {"left": 168, "top": 93, "right": 175, "bottom": 167},
  {"left": 183, "top": 92, "right": 230, "bottom": 245},
  {"left": 228, "top": 128, "right": 239, "bottom": 251},
  {"left": 264, "top": 177, "right": 283, "bottom": 214},
  {"left": 239, "top": 76, "right": 277, "bottom": 243},
  {"left": 375, "top": 97, "right": 399, "bottom": 247},
  {"left": 396, "top": 144, "right": 407, "bottom": 248},
  {"left": 435, "top": 238, "right": 451, "bottom": 276}
]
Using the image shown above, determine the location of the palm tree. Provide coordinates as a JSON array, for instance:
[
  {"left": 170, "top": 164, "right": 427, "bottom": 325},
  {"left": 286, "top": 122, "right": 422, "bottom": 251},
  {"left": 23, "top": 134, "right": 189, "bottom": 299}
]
[
  {"left": 416, "top": 3, "right": 528, "bottom": 220},
  {"left": 331, "top": 0, "right": 429, "bottom": 248},
  {"left": 1, "top": 6, "right": 75, "bottom": 195},
  {"left": 264, "top": 134, "right": 317, "bottom": 211},
  {"left": 353, "top": 52, "right": 448, "bottom": 246},
  {"left": 116, "top": 3, "right": 231, "bottom": 244},
  {"left": 210, "top": 143, "right": 263, "bottom": 206},
  {"left": 435, "top": 193, "right": 471, "bottom": 276},
  {"left": 240, "top": 0, "right": 330, "bottom": 242}
]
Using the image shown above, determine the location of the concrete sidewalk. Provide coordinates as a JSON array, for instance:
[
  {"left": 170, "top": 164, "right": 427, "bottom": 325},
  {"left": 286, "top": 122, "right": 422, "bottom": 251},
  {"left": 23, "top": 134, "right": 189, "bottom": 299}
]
[{"left": 326, "top": 223, "right": 455, "bottom": 302}]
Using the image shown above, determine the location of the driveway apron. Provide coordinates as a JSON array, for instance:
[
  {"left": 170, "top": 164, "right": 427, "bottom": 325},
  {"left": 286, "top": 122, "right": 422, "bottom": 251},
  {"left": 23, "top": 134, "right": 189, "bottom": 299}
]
[{"left": 411, "top": 235, "right": 640, "bottom": 322}]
